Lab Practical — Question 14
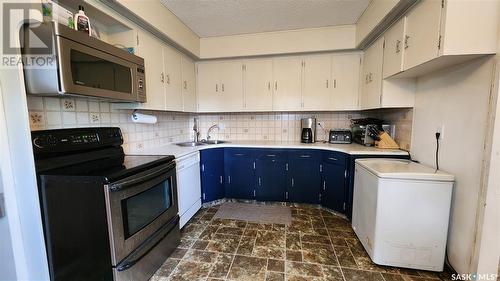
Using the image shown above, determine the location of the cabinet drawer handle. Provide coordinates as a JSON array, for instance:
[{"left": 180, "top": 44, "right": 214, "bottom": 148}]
[
  {"left": 404, "top": 35, "right": 410, "bottom": 49},
  {"left": 266, "top": 154, "right": 276, "bottom": 157},
  {"left": 328, "top": 157, "right": 338, "bottom": 161},
  {"left": 299, "top": 155, "right": 311, "bottom": 158},
  {"left": 234, "top": 153, "right": 244, "bottom": 156}
]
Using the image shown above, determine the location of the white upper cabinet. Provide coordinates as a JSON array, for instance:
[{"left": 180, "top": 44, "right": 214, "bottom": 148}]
[
  {"left": 360, "top": 38, "right": 384, "bottom": 110},
  {"left": 243, "top": 59, "right": 273, "bottom": 111},
  {"left": 382, "top": 19, "right": 405, "bottom": 78},
  {"left": 302, "top": 55, "right": 332, "bottom": 111},
  {"left": 272, "top": 57, "right": 303, "bottom": 111},
  {"left": 331, "top": 53, "right": 361, "bottom": 110},
  {"left": 403, "top": 0, "right": 442, "bottom": 71},
  {"left": 197, "top": 61, "right": 243, "bottom": 112},
  {"left": 163, "top": 45, "right": 183, "bottom": 111},
  {"left": 134, "top": 29, "right": 165, "bottom": 111},
  {"left": 393, "top": 0, "right": 499, "bottom": 78},
  {"left": 181, "top": 57, "right": 197, "bottom": 112},
  {"left": 361, "top": 37, "right": 415, "bottom": 110}
]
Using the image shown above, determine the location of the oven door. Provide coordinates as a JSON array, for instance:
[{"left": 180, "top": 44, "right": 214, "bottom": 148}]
[{"left": 105, "top": 161, "right": 178, "bottom": 264}]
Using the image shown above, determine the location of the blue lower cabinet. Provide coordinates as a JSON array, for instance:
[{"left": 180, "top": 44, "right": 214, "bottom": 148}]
[
  {"left": 287, "top": 150, "right": 322, "bottom": 204},
  {"left": 225, "top": 149, "right": 255, "bottom": 199},
  {"left": 200, "top": 148, "right": 225, "bottom": 203},
  {"left": 321, "top": 162, "right": 347, "bottom": 213},
  {"left": 255, "top": 151, "right": 287, "bottom": 201}
]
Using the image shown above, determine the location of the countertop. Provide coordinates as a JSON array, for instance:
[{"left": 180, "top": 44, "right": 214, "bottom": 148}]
[{"left": 128, "top": 141, "right": 409, "bottom": 159}]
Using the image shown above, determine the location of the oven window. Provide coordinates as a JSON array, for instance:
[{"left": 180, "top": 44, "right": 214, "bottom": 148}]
[
  {"left": 70, "top": 49, "right": 132, "bottom": 93},
  {"left": 122, "top": 179, "right": 172, "bottom": 238}
]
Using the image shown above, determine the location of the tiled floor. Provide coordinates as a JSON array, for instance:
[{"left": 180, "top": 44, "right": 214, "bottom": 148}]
[{"left": 151, "top": 203, "right": 454, "bottom": 281}]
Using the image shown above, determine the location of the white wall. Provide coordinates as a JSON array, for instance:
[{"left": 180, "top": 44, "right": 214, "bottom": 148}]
[
  {"left": 200, "top": 25, "right": 356, "bottom": 59},
  {"left": 411, "top": 56, "right": 496, "bottom": 274}
]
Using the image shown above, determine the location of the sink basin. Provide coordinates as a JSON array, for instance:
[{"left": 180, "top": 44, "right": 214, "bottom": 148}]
[
  {"left": 175, "top": 141, "right": 207, "bottom": 147},
  {"left": 201, "top": 140, "right": 229, "bottom": 145}
]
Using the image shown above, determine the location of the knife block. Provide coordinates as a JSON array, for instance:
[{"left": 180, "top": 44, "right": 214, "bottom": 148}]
[{"left": 375, "top": 132, "right": 400, "bottom": 149}]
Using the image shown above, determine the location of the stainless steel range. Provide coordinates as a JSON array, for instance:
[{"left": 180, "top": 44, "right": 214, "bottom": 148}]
[{"left": 32, "top": 127, "right": 179, "bottom": 281}]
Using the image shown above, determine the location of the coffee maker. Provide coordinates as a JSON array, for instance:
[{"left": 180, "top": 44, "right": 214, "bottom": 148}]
[{"left": 301, "top": 117, "right": 316, "bottom": 143}]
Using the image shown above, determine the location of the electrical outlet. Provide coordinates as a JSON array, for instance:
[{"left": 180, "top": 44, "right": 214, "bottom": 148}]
[{"left": 436, "top": 125, "right": 444, "bottom": 140}]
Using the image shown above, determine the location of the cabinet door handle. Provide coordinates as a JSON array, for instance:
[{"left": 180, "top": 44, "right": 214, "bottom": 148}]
[
  {"left": 326, "top": 79, "right": 329, "bottom": 88},
  {"left": 268, "top": 82, "right": 271, "bottom": 91},
  {"left": 183, "top": 81, "right": 187, "bottom": 89},
  {"left": 219, "top": 176, "right": 223, "bottom": 184},
  {"left": 333, "top": 79, "right": 337, "bottom": 88},
  {"left": 285, "top": 163, "right": 289, "bottom": 171},
  {"left": 160, "top": 73, "right": 164, "bottom": 83},
  {"left": 323, "top": 181, "right": 326, "bottom": 191},
  {"left": 404, "top": 35, "right": 410, "bottom": 49},
  {"left": 228, "top": 176, "right": 231, "bottom": 183},
  {"left": 258, "top": 177, "right": 262, "bottom": 186},
  {"left": 291, "top": 178, "right": 294, "bottom": 187},
  {"left": 166, "top": 74, "right": 170, "bottom": 84},
  {"left": 275, "top": 81, "right": 278, "bottom": 91},
  {"left": 396, "top": 40, "right": 401, "bottom": 53},
  {"left": 216, "top": 84, "right": 218, "bottom": 92},
  {"left": 221, "top": 83, "right": 225, "bottom": 92}
]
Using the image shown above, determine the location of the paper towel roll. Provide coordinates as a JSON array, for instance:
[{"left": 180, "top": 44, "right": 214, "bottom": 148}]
[{"left": 131, "top": 112, "right": 157, "bottom": 124}]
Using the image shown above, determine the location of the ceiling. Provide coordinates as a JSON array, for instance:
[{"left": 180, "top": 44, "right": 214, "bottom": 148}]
[{"left": 160, "top": 0, "right": 371, "bottom": 38}]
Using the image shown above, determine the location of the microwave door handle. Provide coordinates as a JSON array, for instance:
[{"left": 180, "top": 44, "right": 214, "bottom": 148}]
[
  {"left": 108, "top": 162, "right": 175, "bottom": 191},
  {"left": 115, "top": 215, "right": 179, "bottom": 272}
]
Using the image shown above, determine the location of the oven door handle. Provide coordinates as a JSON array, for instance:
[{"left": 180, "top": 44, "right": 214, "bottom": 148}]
[
  {"left": 116, "top": 216, "right": 179, "bottom": 272},
  {"left": 108, "top": 162, "right": 176, "bottom": 191}
]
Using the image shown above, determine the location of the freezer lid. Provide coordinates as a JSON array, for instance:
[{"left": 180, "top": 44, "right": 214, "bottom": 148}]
[{"left": 355, "top": 159, "right": 455, "bottom": 182}]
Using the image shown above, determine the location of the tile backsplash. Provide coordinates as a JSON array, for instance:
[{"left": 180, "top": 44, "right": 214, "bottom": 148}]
[
  {"left": 27, "top": 95, "right": 413, "bottom": 152},
  {"left": 196, "top": 112, "right": 364, "bottom": 142},
  {"left": 27, "top": 96, "right": 193, "bottom": 153}
]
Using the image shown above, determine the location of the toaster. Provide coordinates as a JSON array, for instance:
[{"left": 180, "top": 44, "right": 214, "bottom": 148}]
[{"left": 328, "top": 129, "right": 352, "bottom": 144}]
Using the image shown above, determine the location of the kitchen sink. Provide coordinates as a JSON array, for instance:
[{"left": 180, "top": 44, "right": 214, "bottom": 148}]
[
  {"left": 175, "top": 141, "right": 207, "bottom": 147},
  {"left": 201, "top": 140, "right": 228, "bottom": 145}
]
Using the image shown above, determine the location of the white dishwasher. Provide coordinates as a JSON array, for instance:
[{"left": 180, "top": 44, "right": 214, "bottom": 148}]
[{"left": 175, "top": 152, "right": 202, "bottom": 228}]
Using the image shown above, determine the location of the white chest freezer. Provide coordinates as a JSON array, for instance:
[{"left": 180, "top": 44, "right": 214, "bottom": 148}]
[{"left": 352, "top": 159, "right": 454, "bottom": 271}]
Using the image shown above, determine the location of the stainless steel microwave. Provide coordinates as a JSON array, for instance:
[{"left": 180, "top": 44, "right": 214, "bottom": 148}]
[{"left": 21, "top": 22, "right": 146, "bottom": 102}]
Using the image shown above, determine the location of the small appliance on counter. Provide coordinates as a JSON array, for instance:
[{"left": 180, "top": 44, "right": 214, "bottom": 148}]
[
  {"left": 350, "top": 118, "right": 384, "bottom": 146},
  {"left": 328, "top": 129, "right": 353, "bottom": 144},
  {"left": 301, "top": 117, "right": 316, "bottom": 143}
]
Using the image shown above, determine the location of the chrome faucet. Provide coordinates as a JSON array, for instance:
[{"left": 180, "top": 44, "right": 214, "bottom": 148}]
[
  {"left": 206, "top": 124, "right": 220, "bottom": 140},
  {"left": 193, "top": 117, "right": 200, "bottom": 142}
]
